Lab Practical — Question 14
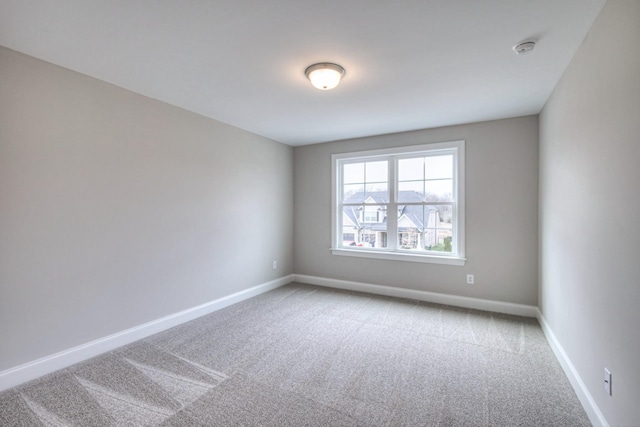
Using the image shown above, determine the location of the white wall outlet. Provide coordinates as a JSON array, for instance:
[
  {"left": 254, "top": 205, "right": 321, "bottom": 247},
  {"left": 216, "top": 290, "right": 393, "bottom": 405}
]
[
  {"left": 466, "top": 274, "right": 475, "bottom": 284},
  {"left": 604, "top": 368, "right": 612, "bottom": 396},
  {"left": 272, "top": 260, "right": 277, "bottom": 270}
]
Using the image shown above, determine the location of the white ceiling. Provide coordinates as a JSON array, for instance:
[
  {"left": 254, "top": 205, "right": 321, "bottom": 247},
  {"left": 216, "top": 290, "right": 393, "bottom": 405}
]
[{"left": 0, "top": 0, "right": 605, "bottom": 146}]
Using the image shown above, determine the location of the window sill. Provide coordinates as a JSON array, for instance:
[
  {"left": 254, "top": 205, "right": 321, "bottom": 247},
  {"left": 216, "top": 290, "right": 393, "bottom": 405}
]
[{"left": 331, "top": 248, "right": 466, "bottom": 266}]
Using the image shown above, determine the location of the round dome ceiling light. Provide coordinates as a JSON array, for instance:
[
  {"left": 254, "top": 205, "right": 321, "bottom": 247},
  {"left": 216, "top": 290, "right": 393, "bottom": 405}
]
[
  {"left": 305, "top": 63, "right": 346, "bottom": 90},
  {"left": 513, "top": 40, "right": 536, "bottom": 55}
]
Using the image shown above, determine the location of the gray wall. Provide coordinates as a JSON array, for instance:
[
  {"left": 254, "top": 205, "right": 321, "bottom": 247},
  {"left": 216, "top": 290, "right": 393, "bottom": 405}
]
[
  {"left": 294, "top": 116, "right": 539, "bottom": 305},
  {"left": 0, "top": 46, "right": 294, "bottom": 371},
  {"left": 539, "top": 1, "right": 640, "bottom": 425}
]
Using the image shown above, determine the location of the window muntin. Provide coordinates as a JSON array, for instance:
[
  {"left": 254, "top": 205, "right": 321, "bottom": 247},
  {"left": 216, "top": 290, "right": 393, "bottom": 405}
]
[{"left": 332, "top": 141, "right": 465, "bottom": 265}]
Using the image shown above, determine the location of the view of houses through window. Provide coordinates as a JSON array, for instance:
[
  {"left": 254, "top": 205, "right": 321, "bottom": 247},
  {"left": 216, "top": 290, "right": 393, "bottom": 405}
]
[{"left": 336, "top": 142, "right": 462, "bottom": 259}]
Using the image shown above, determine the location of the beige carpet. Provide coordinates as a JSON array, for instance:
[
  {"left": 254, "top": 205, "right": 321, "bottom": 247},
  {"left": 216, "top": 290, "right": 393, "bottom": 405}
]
[{"left": 0, "top": 283, "right": 591, "bottom": 426}]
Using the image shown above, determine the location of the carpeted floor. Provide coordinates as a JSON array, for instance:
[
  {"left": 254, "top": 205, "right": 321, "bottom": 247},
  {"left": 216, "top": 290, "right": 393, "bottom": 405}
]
[{"left": 0, "top": 283, "right": 591, "bottom": 426}]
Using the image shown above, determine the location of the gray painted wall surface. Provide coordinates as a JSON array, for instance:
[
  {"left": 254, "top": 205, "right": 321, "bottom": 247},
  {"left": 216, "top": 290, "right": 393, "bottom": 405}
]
[
  {"left": 293, "top": 116, "right": 539, "bottom": 306},
  {"left": 539, "top": 1, "right": 640, "bottom": 425},
  {"left": 0, "top": 46, "right": 294, "bottom": 371}
]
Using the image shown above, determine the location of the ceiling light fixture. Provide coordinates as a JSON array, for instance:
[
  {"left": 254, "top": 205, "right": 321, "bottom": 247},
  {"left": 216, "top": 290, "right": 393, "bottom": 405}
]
[
  {"left": 305, "top": 63, "right": 345, "bottom": 90},
  {"left": 513, "top": 40, "right": 536, "bottom": 55}
]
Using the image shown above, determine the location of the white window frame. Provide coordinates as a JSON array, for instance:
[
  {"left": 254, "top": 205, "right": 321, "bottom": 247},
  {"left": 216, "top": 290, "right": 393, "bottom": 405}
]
[{"left": 331, "top": 141, "right": 466, "bottom": 266}]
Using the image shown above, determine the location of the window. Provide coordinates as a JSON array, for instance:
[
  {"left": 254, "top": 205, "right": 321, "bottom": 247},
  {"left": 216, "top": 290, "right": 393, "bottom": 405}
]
[
  {"left": 331, "top": 141, "right": 465, "bottom": 265},
  {"left": 363, "top": 206, "right": 379, "bottom": 223}
]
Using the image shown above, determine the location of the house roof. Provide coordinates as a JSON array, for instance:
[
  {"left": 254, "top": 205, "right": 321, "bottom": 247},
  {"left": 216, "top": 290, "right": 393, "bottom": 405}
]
[{"left": 343, "top": 190, "right": 438, "bottom": 231}]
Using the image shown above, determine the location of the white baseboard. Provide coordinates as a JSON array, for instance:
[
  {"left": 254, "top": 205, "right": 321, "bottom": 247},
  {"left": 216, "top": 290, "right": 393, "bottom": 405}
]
[
  {"left": 293, "top": 274, "right": 538, "bottom": 318},
  {"left": 0, "top": 272, "right": 607, "bottom": 427},
  {"left": 536, "top": 310, "right": 609, "bottom": 427},
  {"left": 294, "top": 275, "right": 607, "bottom": 425},
  {"left": 0, "top": 274, "right": 293, "bottom": 392}
]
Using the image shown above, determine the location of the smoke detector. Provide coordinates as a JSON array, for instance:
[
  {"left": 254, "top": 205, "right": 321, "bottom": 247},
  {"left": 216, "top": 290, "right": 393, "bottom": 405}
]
[{"left": 513, "top": 40, "right": 536, "bottom": 55}]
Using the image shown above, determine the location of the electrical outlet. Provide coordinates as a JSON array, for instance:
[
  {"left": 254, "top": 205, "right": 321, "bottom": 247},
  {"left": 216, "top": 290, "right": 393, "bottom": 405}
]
[
  {"left": 466, "top": 274, "right": 475, "bottom": 284},
  {"left": 604, "top": 368, "right": 612, "bottom": 396},
  {"left": 272, "top": 260, "right": 277, "bottom": 270}
]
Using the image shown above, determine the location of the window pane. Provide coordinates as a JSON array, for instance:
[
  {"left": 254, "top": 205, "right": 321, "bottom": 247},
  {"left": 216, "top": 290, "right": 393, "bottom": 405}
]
[
  {"left": 398, "top": 204, "right": 423, "bottom": 250},
  {"left": 344, "top": 161, "right": 388, "bottom": 203},
  {"left": 425, "top": 179, "right": 453, "bottom": 201},
  {"left": 437, "top": 204, "right": 453, "bottom": 224},
  {"left": 398, "top": 181, "right": 424, "bottom": 202},
  {"left": 424, "top": 205, "right": 453, "bottom": 252},
  {"left": 343, "top": 162, "right": 364, "bottom": 184},
  {"left": 365, "top": 184, "right": 388, "bottom": 203},
  {"left": 341, "top": 204, "right": 388, "bottom": 248},
  {"left": 398, "top": 157, "right": 423, "bottom": 181},
  {"left": 365, "top": 161, "right": 388, "bottom": 183},
  {"left": 360, "top": 226, "right": 387, "bottom": 248},
  {"left": 425, "top": 155, "right": 453, "bottom": 179},
  {"left": 396, "top": 204, "right": 454, "bottom": 252},
  {"left": 342, "top": 204, "right": 358, "bottom": 228},
  {"left": 341, "top": 205, "right": 359, "bottom": 246},
  {"left": 343, "top": 184, "right": 365, "bottom": 202}
]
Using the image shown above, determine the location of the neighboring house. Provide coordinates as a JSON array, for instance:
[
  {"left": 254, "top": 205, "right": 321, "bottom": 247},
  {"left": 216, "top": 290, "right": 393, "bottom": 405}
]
[{"left": 342, "top": 190, "right": 452, "bottom": 251}]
